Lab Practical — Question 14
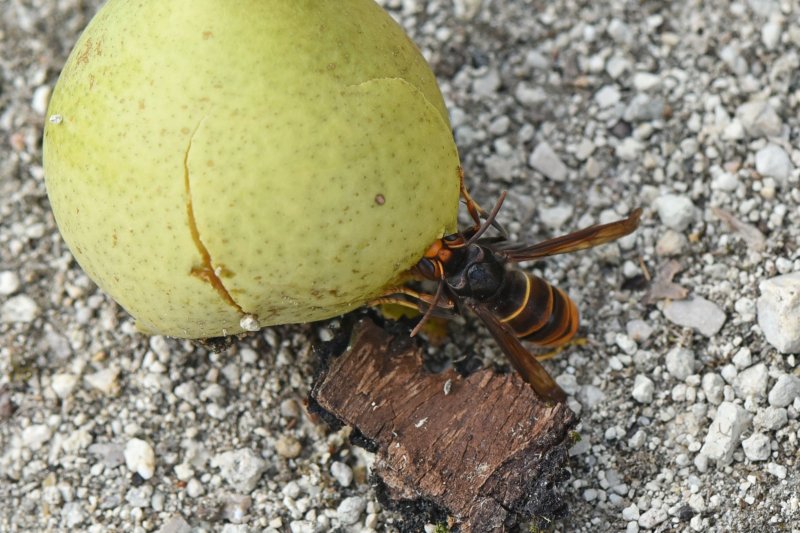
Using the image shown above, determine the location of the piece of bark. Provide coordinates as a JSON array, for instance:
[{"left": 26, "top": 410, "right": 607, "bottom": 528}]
[{"left": 310, "top": 318, "right": 578, "bottom": 532}]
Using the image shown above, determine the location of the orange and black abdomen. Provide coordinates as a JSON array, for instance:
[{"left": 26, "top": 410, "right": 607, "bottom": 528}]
[{"left": 488, "top": 269, "right": 579, "bottom": 347}]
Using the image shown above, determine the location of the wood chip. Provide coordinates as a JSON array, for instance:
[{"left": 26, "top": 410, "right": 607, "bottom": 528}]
[{"left": 310, "top": 318, "right": 578, "bottom": 532}]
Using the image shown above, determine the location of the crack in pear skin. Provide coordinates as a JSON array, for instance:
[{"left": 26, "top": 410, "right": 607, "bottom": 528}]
[{"left": 183, "top": 120, "right": 245, "bottom": 316}]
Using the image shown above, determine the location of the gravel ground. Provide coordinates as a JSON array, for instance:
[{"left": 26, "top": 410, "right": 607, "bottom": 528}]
[{"left": 2, "top": 0, "right": 800, "bottom": 532}]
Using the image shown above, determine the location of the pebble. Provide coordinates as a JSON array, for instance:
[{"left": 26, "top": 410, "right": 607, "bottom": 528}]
[
  {"left": 578, "top": 385, "right": 606, "bottom": 409},
  {"left": 731, "top": 348, "right": 752, "bottom": 369},
  {"left": 632, "top": 72, "right": 661, "bottom": 91},
  {"left": 124, "top": 438, "right": 156, "bottom": 480},
  {"left": 595, "top": 85, "right": 621, "bottom": 107},
  {"left": 84, "top": 367, "right": 121, "bottom": 395},
  {"left": 529, "top": 141, "right": 568, "bottom": 182},
  {"left": 757, "top": 273, "right": 800, "bottom": 353},
  {"left": 736, "top": 100, "right": 783, "bottom": 137},
  {"left": 185, "top": 478, "right": 204, "bottom": 498},
  {"left": 330, "top": 461, "right": 353, "bottom": 488},
  {"left": 638, "top": 506, "right": 668, "bottom": 529},
  {"left": 1, "top": 294, "right": 40, "bottom": 323},
  {"left": 223, "top": 494, "right": 252, "bottom": 524},
  {"left": 767, "top": 374, "right": 800, "bottom": 407},
  {"left": 622, "top": 503, "right": 640, "bottom": 521},
  {"left": 755, "top": 144, "right": 793, "bottom": 185},
  {"left": 632, "top": 375, "right": 655, "bottom": 404},
  {"left": 753, "top": 406, "right": 787, "bottom": 431},
  {"left": 51, "top": 373, "right": 79, "bottom": 399},
  {"left": 22, "top": 424, "right": 52, "bottom": 451},
  {"left": 662, "top": 296, "right": 726, "bottom": 337},
  {"left": 472, "top": 68, "right": 501, "bottom": 97},
  {"left": 626, "top": 320, "right": 654, "bottom": 342},
  {"left": 761, "top": 20, "right": 782, "bottom": 50},
  {"left": 655, "top": 230, "right": 688, "bottom": 256},
  {"left": 158, "top": 516, "right": 192, "bottom": 533},
  {"left": 211, "top": 449, "right": 267, "bottom": 492},
  {"left": 733, "top": 364, "right": 769, "bottom": 399},
  {"left": 0, "top": 271, "right": 20, "bottom": 295},
  {"left": 766, "top": 462, "right": 787, "bottom": 480},
  {"left": 741, "top": 433, "right": 770, "bottom": 461},
  {"left": 275, "top": 435, "right": 302, "bottom": 459},
  {"left": 702, "top": 373, "right": 725, "bottom": 405},
  {"left": 653, "top": 194, "right": 695, "bottom": 231},
  {"left": 538, "top": 204, "right": 573, "bottom": 229},
  {"left": 125, "top": 485, "right": 153, "bottom": 507},
  {"left": 60, "top": 502, "right": 86, "bottom": 529},
  {"left": 336, "top": 496, "right": 367, "bottom": 526},
  {"left": 555, "top": 373, "right": 580, "bottom": 395},
  {"left": 700, "top": 401, "right": 750, "bottom": 464},
  {"left": 665, "top": 347, "right": 695, "bottom": 380},
  {"left": 623, "top": 94, "right": 665, "bottom": 122}
]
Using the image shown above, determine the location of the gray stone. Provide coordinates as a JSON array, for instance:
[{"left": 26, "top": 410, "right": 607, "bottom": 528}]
[
  {"left": 1, "top": 294, "right": 39, "bottom": 323},
  {"left": 665, "top": 347, "right": 695, "bottom": 380},
  {"left": 736, "top": 100, "right": 782, "bottom": 137},
  {"left": 755, "top": 144, "right": 792, "bottom": 185},
  {"left": 662, "top": 296, "right": 726, "bottom": 337},
  {"left": 702, "top": 373, "right": 725, "bottom": 405},
  {"left": 700, "top": 402, "right": 751, "bottom": 464},
  {"left": 733, "top": 363, "right": 768, "bottom": 399},
  {"left": 529, "top": 142, "right": 568, "bottom": 181},
  {"left": 337, "top": 496, "right": 366, "bottom": 526},
  {"left": 741, "top": 433, "right": 770, "bottom": 461},
  {"left": 654, "top": 194, "right": 695, "bottom": 231},
  {"left": 632, "top": 375, "right": 655, "bottom": 403},
  {"left": 758, "top": 273, "right": 800, "bottom": 353},
  {"left": 767, "top": 374, "right": 800, "bottom": 407},
  {"left": 211, "top": 448, "right": 267, "bottom": 493}
]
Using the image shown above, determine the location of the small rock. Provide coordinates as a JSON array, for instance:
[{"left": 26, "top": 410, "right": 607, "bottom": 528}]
[
  {"left": 665, "top": 347, "right": 695, "bottom": 380},
  {"left": 632, "top": 72, "right": 661, "bottom": 91},
  {"left": 472, "top": 68, "right": 501, "bottom": 97},
  {"left": 626, "top": 319, "right": 654, "bottom": 342},
  {"left": 655, "top": 230, "right": 688, "bottom": 256},
  {"left": 662, "top": 296, "right": 726, "bottom": 337},
  {"left": 638, "top": 506, "right": 668, "bottom": 529},
  {"left": 733, "top": 364, "right": 768, "bottom": 399},
  {"left": 755, "top": 144, "right": 793, "bottom": 186},
  {"left": 275, "top": 435, "right": 302, "bottom": 459},
  {"left": 279, "top": 399, "right": 301, "bottom": 419},
  {"left": 0, "top": 271, "right": 21, "bottom": 295},
  {"left": 753, "top": 406, "right": 787, "bottom": 431},
  {"left": 514, "top": 83, "right": 548, "bottom": 106},
  {"left": 736, "top": 100, "right": 782, "bottom": 137},
  {"left": 701, "top": 373, "right": 724, "bottom": 405},
  {"left": 22, "top": 424, "right": 52, "bottom": 451},
  {"left": 741, "top": 433, "right": 770, "bottom": 461},
  {"left": 84, "top": 367, "right": 121, "bottom": 395},
  {"left": 615, "top": 138, "right": 643, "bottom": 161},
  {"left": 767, "top": 374, "right": 800, "bottom": 407},
  {"left": 51, "top": 373, "right": 79, "bottom": 399},
  {"left": 711, "top": 171, "right": 739, "bottom": 191},
  {"left": 223, "top": 494, "right": 252, "bottom": 524},
  {"left": 731, "top": 348, "right": 752, "bottom": 369},
  {"left": 125, "top": 485, "right": 154, "bottom": 507},
  {"left": 158, "top": 516, "right": 192, "bottom": 533},
  {"left": 88, "top": 442, "right": 126, "bottom": 468},
  {"left": 632, "top": 375, "right": 655, "bottom": 404},
  {"left": 212, "top": 448, "right": 267, "bottom": 492},
  {"left": 595, "top": 85, "right": 621, "bottom": 107},
  {"left": 185, "top": 478, "right": 204, "bottom": 498},
  {"left": 538, "top": 204, "right": 573, "bottom": 229},
  {"left": 766, "top": 462, "right": 787, "bottom": 479},
  {"left": 529, "top": 142, "right": 568, "bottom": 182},
  {"left": 623, "top": 94, "right": 665, "bottom": 122},
  {"left": 761, "top": 20, "right": 782, "bottom": 50},
  {"left": 337, "top": 496, "right": 367, "bottom": 526},
  {"left": 555, "top": 374, "right": 579, "bottom": 395},
  {"left": 654, "top": 194, "right": 695, "bottom": 231},
  {"left": 60, "top": 502, "right": 86, "bottom": 529},
  {"left": 700, "top": 401, "right": 751, "bottom": 464},
  {"left": 757, "top": 273, "right": 800, "bottom": 353},
  {"left": 622, "top": 503, "right": 640, "bottom": 521},
  {"left": 578, "top": 385, "right": 606, "bottom": 409},
  {"left": 1, "top": 294, "right": 40, "bottom": 323},
  {"left": 330, "top": 461, "right": 353, "bottom": 488},
  {"left": 125, "top": 438, "right": 156, "bottom": 480}
]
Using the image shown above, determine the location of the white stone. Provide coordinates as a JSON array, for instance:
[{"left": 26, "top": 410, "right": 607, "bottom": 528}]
[
  {"left": 733, "top": 364, "right": 768, "bottom": 399},
  {"left": 758, "top": 273, "right": 800, "bottom": 353},
  {"left": 755, "top": 144, "right": 792, "bottom": 185},
  {"left": 595, "top": 85, "right": 621, "bottom": 107},
  {"left": 330, "top": 461, "right": 353, "bottom": 488},
  {"left": 767, "top": 374, "right": 800, "bottom": 407},
  {"left": 51, "top": 373, "right": 79, "bottom": 399},
  {"left": 626, "top": 320, "right": 654, "bottom": 342},
  {"left": 632, "top": 72, "right": 660, "bottom": 91},
  {"left": 84, "top": 367, "right": 120, "bottom": 395},
  {"left": 337, "top": 496, "right": 366, "bottom": 526},
  {"left": 654, "top": 194, "right": 695, "bottom": 231},
  {"left": 638, "top": 506, "right": 668, "bottom": 528},
  {"left": 665, "top": 347, "right": 695, "bottom": 380},
  {"left": 0, "top": 271, "right": 20, "bottom": 295},
  {"left": 753, "top": 406, "right": 787, "bottom": 430},
  {"left": 31, "top": 85, "right": 52, "bottom": 115},
  {"left": 700, "top": 402, "right": 750, "bottom": 464},
  {"left": 632, "top": 375, "right": 655, "bottom": 404},
  {"left": 125, "top": 438, "right": 156, "bottom": 480},
  {"left": 529, "top": 142, "right": 568, "bottom": 181},
  {"left": 22, "top": 424, "right": 52, "bottom": 451},
  {"left": 622, "top": 503, "right": 640, "bottom": 521},
  {"left": 538, "top": 204, "right": 573, "bottom": 229},
  {"left": 702, "top": 373, "right": 725, "bottom": 405},
  {"left": 766, "top": 462, "right": 787, "bottom": 479},
  {"left": 762, "top": 20, "right": 782, "bottom": 50},
  {"left": 736, "top": 100, "right": 782, "bottom": 137},
  {"left": 1, "top": 294, "right": 40, "bottom": 323},
  {"left": 662, "top": 297, "right": 726, "bottom": 337},
  {"left": 211, "top": 448, "right": 267, "bottom": 492},
  {"left": 741, "top": 433, "right": 770, "bottom": 461}
]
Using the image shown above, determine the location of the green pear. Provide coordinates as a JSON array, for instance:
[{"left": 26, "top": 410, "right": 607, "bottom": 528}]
[{"left": 44, "top": 0, "right": 460, "bottom": 338}]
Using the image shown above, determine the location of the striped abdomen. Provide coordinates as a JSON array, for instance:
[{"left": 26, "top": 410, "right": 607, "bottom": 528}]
[{"left": 487, "top": 269, "right": 579, "bottom": 347}]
